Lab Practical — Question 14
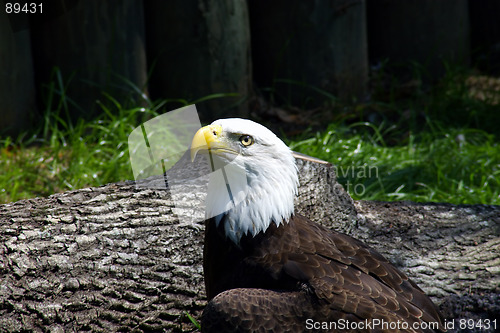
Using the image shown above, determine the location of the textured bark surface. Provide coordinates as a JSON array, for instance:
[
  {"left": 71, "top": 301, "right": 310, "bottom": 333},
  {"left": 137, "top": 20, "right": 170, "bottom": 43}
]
[{"left": 1, "top": 157, "right": 498, "bottom": 332}]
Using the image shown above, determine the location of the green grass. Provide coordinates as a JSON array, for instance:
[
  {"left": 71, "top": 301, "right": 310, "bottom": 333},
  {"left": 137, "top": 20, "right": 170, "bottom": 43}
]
[
  {"left": 184, "top": 311, "right": 201, "bottom": 331},
  {"left": 1, "top": 65, "right": 499, "bottom": 205},
  {"left": 287, "top": 120, "right": 499, "bottom": 205},
  {"left": 0, "top": 95, "right": 152, "bottom": 203}
]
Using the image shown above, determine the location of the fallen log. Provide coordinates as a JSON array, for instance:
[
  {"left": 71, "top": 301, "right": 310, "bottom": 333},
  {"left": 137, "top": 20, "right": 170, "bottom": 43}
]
[{"left": 0, "top": 157, "right": 498, "bottom": 332}]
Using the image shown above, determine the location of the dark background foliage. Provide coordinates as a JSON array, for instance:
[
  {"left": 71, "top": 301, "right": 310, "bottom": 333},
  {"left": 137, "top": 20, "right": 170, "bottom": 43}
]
[{"left": 2, "top": 0, "right": 499, "bottom": 135}]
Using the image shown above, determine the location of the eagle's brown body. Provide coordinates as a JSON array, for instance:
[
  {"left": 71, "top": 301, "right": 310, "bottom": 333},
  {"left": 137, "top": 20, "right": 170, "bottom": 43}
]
[{"left": 202, "top": 214, "right": 444, "bottom": 332}]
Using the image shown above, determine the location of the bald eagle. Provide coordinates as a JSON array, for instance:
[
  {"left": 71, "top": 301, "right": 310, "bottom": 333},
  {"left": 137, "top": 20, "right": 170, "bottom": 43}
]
[{"left": 190, "top": 118, "right": 444, "bottom": 332}]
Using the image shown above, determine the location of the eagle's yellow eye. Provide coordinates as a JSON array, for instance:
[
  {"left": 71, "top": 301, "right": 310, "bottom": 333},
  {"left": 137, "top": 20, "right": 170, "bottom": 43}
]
[{"left": 239, "top": 135, "right": 254, "bottom": 147}]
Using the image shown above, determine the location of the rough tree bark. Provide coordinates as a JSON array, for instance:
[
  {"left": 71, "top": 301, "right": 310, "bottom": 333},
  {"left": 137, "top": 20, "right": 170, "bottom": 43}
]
[{"left": 0, "top": 157, "right": 498, "bottom": 332}]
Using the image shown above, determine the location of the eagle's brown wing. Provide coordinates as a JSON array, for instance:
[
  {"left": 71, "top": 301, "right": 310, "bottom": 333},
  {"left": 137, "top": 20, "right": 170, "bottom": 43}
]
[
  {"left": 283, "top": 215, "right": 444, "bottom": 328},
  {"left": 202, "top": 214, "right": 445, "bottom": 332}
]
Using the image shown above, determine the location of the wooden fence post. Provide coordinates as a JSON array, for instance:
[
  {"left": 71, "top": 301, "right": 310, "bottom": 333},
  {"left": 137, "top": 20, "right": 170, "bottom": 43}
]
[
  {"left": 0, "top": 13, "right": 36, "bottom": 136},
  {"left": 144, "top": 0, "right": 252, "bottom": 122},
  {"left": 30, "top": 0, "right": 148, "bottom": 119},
  {"left": 249, "top": 0, "right": 368, "bottom": 107},
  {"left": 366, "top": 0, "right": 470, "bottom": 80}
]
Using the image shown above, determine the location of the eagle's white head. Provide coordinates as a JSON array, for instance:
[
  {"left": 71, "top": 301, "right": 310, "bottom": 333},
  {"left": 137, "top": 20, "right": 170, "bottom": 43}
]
[{"left": 191, "top": 118, "right": 299, "bottom": 244}]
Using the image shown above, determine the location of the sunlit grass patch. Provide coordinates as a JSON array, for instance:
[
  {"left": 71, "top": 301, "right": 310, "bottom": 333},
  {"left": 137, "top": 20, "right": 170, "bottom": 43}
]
[
  {"left": 0, "top": 100, "right": 147, "bottom": 203},
  {"left": 288, "top": 121, "right": 499, "bottom": 205}
]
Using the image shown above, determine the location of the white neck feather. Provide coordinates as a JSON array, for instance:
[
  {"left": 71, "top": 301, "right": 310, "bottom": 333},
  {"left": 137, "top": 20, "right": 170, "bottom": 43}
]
[{"left": 205, "top": 153, "right": 298, "bottom": 245}]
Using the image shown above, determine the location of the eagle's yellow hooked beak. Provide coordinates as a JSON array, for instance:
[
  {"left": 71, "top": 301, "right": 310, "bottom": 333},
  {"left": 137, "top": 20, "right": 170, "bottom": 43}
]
[{"left": 190, "top": 124, "right": 223, "bottom": 162}]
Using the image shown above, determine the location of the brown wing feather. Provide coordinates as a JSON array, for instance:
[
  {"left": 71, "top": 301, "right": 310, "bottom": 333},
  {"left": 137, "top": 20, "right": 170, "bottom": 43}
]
[
  {"left": 202, "top": 214, "right": 445, "bottom": 332},
  {"left": 289, "top": 215, "right": 444, "bottom": 328}
]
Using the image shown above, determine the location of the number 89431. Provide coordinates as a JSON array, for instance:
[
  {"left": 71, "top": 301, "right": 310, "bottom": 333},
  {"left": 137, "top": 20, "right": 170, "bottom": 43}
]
[{"left": 5, "top": 3, "right": 42, "bottom": 14}]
